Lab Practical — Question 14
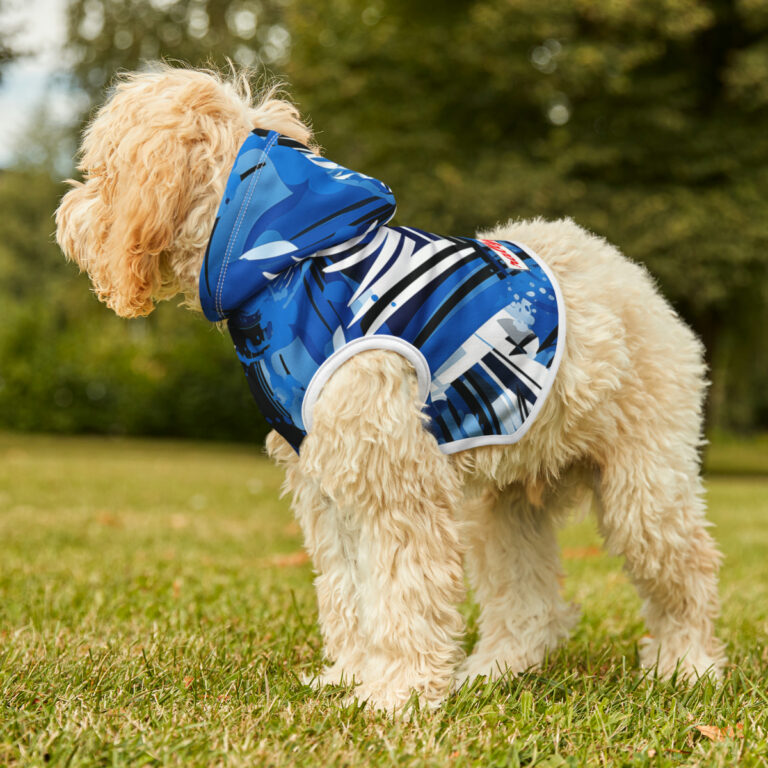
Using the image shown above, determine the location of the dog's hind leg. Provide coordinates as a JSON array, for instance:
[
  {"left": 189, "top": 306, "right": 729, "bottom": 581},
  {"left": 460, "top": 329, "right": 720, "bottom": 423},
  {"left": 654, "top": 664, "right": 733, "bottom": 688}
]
[
  {"left": 596, "top": 444, "right": 725, "bottom": 680},
  {"left": 456, "top": 485, "right": 579, "bottom": 685},
  {"left": 298, "top": 350, "right": 466, "bottom": 711}
]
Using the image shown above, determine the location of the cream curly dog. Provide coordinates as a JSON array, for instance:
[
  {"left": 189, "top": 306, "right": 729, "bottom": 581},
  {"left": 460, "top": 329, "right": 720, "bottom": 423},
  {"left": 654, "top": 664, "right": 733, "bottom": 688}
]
[{"left": 56, "top": 66, "right": 725, "bottom": 711}]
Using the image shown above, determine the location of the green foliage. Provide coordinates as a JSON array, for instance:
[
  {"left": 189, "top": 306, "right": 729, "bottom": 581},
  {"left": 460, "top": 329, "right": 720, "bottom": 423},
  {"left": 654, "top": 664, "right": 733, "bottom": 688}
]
[
  {"left": 65, "top": 0, "right": 289, "bottom": 98},
  {"left": 0, "top": 169, "right": 269, "bottom": 442},
  {"left": 1, "top": 0, "right": 766, "bottom": 437},
  {"left": 0, "top": 0, "right": 20, "bottom": 80},
  {"left": 1, "top": 433, "right": 767, "bottom": 765},
  {"left": 0, "top": 299, "right": 270, "bottom": 441},
  {"left": 704, "top": 430, "right": 768, "bottom": 475},
  {"left": 284, "top": 0, "right": 768, "bottom": 428}
]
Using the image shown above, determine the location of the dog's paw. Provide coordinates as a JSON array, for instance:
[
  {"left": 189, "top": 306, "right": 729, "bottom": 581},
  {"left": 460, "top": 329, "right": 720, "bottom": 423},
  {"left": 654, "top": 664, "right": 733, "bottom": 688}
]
[
  {"left": 345, "top": 684, "right": 443, "bottom": 715},
  {"left": 454, "top": 653, "right": 532, "bottom": 689},
  {"left": 638, "top": 635, "right": 726, "bottom": 683},
  {"left": 456, "top": 603, "right": 580, "bottom": 689},
  {"left": 302, "top": 662, "right": 357, "bottom": 690}
]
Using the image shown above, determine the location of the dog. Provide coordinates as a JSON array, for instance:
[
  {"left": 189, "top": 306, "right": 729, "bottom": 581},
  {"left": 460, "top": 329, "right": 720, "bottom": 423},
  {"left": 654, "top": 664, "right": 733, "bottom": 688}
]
[{"left": 56, "top": 65, "right": 725, "bottom": 711}]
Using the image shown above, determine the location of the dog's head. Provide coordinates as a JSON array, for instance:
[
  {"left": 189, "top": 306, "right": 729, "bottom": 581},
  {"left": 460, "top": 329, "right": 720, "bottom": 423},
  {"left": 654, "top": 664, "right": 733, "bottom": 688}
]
[{"left": 56, "top": 65, "right": 313, "bottom": 317}]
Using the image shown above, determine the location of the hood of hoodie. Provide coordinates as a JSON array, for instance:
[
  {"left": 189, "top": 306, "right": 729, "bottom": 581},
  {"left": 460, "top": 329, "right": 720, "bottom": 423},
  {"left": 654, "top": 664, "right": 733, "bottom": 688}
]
[{"left": 200, "top": 129, "right": 397, "bottom": 321}]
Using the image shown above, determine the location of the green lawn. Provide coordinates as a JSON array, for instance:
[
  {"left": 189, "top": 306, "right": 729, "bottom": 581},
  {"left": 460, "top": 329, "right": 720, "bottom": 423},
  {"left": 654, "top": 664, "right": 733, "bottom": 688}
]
[{"left": 1, "top": 433, "right": 767, "bottom": 767}]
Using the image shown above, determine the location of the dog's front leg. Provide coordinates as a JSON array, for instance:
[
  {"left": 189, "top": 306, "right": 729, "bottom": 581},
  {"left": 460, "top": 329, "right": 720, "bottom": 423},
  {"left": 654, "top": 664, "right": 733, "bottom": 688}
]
[
  {"left": 267, "top": 430, "right": 367, "bottom": 686},
  {"left": 298, "top": 350, "right": 466, "bottom": 712}
]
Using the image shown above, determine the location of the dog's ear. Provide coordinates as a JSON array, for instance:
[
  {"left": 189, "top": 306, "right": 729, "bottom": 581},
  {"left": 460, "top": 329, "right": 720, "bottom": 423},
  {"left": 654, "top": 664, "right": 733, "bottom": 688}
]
[
  {"left": 93, "top": 122, "right": 191, "bottom": 317},
  {"left": 56, "top": 67, "right": 315, "bottom": 318},
  {"left": 94, "top": 84, "right": 316, "bottom": 319},
  {"left": 57, "top": 70, "right": 245, "bottom": 318},
  {"left": 57, "top": 91, "right": 207, "bottom": 318}
]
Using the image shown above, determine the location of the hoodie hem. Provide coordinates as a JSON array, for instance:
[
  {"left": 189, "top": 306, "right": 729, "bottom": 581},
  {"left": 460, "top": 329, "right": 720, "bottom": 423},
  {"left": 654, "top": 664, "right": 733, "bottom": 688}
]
[
  {"left": 437, "top": 239, "right": 566, "bottom": 454},
  {"left": 301, "top": 335, "right": 432, "bottom": 432}
]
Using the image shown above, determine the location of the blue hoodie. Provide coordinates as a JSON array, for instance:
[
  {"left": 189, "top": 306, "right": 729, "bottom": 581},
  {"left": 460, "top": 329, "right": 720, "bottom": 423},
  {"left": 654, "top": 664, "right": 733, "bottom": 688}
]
[{"left": 201, "top": 129, "right": 565, "bottom": 454}]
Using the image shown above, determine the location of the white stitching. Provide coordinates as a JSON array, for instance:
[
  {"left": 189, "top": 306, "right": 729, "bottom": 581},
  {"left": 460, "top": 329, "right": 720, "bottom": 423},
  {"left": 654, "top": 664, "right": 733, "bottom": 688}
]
[
  {"left": 301, "top": 335, "right": 432, "bottom": 432},
  {"left": 215, "top": 132, "right": 278, "bottom": 318}
]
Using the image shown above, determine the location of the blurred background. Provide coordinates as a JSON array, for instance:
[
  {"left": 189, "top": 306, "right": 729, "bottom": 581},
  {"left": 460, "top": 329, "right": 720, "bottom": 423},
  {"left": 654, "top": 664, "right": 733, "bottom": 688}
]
[{"left": 0, "top": 0, "right": 766, "bottom": 445}]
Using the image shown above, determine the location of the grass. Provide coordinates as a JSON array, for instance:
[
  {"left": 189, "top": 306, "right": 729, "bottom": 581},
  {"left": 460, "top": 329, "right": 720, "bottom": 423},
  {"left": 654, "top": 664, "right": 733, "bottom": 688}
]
[
  {"left": 0, "top": 432, "right": 767, "bottom": 767},
  {"left": 704, "top": 431, "right": 768, "bottom": 477}
]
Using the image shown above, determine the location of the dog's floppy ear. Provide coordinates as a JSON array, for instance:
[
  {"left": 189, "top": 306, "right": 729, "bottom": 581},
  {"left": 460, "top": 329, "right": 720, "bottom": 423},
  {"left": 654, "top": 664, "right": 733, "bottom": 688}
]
[
  {"left": 57, "top": 67, "right": 316, "bottom": 319},
  {"left": 93, "top": 121, "right": 191, "bottom": 317},
  {"left": 57, "top": 160, "right": 169, "bottom": 319},
  {"left": 57, "top": 98, "right": 202, "bottom": 318},
  {"left": 58, "top": 69, "right": 249, "bottom": 318}
]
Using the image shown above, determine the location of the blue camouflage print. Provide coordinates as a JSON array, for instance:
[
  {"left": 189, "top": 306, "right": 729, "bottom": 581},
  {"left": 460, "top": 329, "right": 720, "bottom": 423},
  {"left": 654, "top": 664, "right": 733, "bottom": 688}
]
[{"left": 201, "top": 129, "right": 565, "bottom": 454}]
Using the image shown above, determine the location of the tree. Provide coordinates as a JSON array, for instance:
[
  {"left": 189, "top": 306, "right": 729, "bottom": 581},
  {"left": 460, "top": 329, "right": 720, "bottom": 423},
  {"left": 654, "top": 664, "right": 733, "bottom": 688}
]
[
  {"left": 0, "top": 166, "right": 271, "bottom": 441},
  {"left": 21, "top": 0, "right": 766, "bottom": 434},
  {"left": 284, "top": 0, "right": 768, "bottom": 429},
  {"left": 0, "top": 0, "right": 21, "bottom": 81},
  {"left": 65, "top": 0, "right": 289, "bottom": 99}
]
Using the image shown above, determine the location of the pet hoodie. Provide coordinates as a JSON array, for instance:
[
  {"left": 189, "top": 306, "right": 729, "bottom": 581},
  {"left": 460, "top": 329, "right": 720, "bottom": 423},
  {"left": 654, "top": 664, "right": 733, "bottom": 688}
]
[{"left": 200, "top": 129, "right": 565, "bottom": 454}]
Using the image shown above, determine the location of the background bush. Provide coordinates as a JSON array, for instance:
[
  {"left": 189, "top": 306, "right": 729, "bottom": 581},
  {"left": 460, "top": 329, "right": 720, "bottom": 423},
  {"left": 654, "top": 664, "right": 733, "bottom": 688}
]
[{"left": 1, "top": 0, "right": 766, "bottom": 439}]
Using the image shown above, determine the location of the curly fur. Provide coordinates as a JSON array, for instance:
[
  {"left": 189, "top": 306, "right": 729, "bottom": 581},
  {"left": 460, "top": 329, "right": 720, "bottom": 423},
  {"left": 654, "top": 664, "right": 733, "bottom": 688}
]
[
  {"left": 56, "top": 64, "right": 313, "bottom": 317},
  {"left": 56, "top": 66, "right": 725, "bottom": 712}
]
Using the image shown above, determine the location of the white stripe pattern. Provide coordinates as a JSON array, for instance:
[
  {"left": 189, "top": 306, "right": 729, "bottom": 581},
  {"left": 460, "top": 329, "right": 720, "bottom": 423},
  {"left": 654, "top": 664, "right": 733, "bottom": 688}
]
[{"left": 361, "top": 245, "right": 475, "bottom": 335}]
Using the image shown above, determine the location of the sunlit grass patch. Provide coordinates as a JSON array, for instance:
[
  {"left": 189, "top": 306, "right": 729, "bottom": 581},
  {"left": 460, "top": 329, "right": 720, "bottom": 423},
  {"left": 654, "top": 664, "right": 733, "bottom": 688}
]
[{"left": 1, "top": 433, "right": 767, "bottom": 766}]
